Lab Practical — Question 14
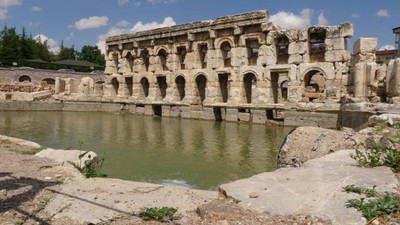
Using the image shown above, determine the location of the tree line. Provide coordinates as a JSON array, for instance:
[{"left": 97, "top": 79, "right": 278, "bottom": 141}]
[{"left": 0, "top": 26, "right": 106, "bottom": 70}]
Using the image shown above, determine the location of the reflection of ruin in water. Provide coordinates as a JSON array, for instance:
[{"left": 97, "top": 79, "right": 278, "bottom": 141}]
[{"left": 0, "top": 111, "right": 293, "bottom": 189}]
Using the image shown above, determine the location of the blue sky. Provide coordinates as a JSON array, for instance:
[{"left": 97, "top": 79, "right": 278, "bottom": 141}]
[{"left": 1, "top": 0, "right": 398, "bottom": 54}]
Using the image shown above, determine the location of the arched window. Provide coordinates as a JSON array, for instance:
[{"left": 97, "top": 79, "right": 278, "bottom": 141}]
[
  {"left": 243, "top": 73, "right": 256, "bottom": 103},
  {"left": 175, "top": 75, "right": 186, "bottom": 101},
  {"left": 198, "top": 44, "right": 208, "bottom": 69},
  {"left": 141, "top": 49, "right": 150, "bottom": 72},
  {"left": 42, "top": 78, "right": 55, "bottom": 85},
  {"left": 195, "top": 75, "right": 207, "bottom": 104},
  {"left": 158, "top": 49, "right": 168, "bottom": 71},
  {"left": 220, "top": 42, "right": 232, "bottom": 67},
  {"left": 281, "top": 80, "right": 288, "bottom": 101},
  {"left": 126, "top": 52, "right": 134, "bottom": 72},
  {"left": 177, "top": 46, "right": 186, "bottom": 70},
  {"left": 111, "top": 78, "right": 119, "bottom": 96},
  {"left": 19, "top": 75, "right": 31, "bottom": 82},
  {"left": 304, "top": 70, "right": 326, "bottom": 101},
  {"left": 140, "top": 77, "right": 149, "bottom": 97}
]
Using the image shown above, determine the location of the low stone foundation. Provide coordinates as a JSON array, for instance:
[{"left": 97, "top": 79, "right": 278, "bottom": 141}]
[{"left": 0, "top": 100, "right": 393, "bottom": 130}]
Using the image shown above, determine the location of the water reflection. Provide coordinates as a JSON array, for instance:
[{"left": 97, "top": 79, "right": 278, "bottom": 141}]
[{"left": 0, "top": 111, "right": 293, "bottom": 190}]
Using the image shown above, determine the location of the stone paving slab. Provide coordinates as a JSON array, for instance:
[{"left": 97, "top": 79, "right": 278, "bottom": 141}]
[
  {"left": 45, "top": 178, "right": 217, "bottom": 224},
  {"left": 220, "top": 150, "right": 399, "bottom": 225}
]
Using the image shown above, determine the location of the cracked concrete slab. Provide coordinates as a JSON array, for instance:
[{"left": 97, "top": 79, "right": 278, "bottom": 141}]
[{"left": 219, "top": 150, "right": 399, "bottom": 225}]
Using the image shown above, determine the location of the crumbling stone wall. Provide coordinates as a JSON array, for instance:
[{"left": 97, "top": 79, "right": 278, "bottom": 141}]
[{"left": 103, "top": 10, "right": 371, "bottom": 122}]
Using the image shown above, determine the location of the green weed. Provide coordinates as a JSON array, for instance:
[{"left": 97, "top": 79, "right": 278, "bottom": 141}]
[
  {"left": 351, "top": 132, "right": 400, "bottom": 172},
  {"left": 346, "top": 193, "right": 400, "bottom": 220},
  {"left": 343, "top": 184, "right": 378, "bottom": 197},
  {"left": 138, "top": 207, "right": 177, "bottom": 221}
]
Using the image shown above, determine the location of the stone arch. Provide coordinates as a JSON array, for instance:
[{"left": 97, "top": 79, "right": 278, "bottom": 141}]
[
  {"left": 302, "top": 69, "right": 326, "bottom": 101},
  {"left": 220, "top": 41, "right": 232, "bottom": 67},
  {"left": 125, "top": 52, "right": 134, "bottom": 73},
  {"left": 42, "top": 78, "right": 55, "bottom": 85},
  {"left": 195, "top": 73, "right": 208, "bottom": 104},
  {"left": 111, "top": 77, "right": 119, "bottom": 96},
  {"left": 19, "top": 75, "right": 31, "bottom": 82},
  {"left": 139, "top": 77, "right": 150, "bottom": 98},
  {"left": 175, "top": 75, "right": 186, "bottom": 101},
  {"left": 215, "top": 38, "right": 234, "bottom": 50},
  {"left": 281, "top": 80, "right": 289, "bottom": 101},
  {"left": 243, "top": 72, "right": 257, "bottom": 103},
  {"left": 140, "top": 49, "right": 150, "bottom": 72},
  {"left": 156, "top": 47, "right": 168, "bottom": 71}
]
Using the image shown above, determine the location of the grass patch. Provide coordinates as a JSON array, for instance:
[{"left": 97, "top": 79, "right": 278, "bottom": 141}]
[{"left": 138, "top": 207, "right": 177, "bottom": 221}]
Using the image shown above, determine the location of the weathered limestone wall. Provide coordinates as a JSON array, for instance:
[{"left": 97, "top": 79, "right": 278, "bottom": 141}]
[{"left": 1, "top": 10, "right": 400, "bottom": 129}]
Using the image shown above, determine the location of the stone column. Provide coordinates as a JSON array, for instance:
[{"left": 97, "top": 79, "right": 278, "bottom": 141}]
[{"left": 353, "top": 62, "right": 367, "bottom": 98}]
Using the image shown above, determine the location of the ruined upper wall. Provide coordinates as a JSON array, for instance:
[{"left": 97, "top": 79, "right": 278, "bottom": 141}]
[{"left": 106, "top": 10, "right": 269, "bottom": 45}]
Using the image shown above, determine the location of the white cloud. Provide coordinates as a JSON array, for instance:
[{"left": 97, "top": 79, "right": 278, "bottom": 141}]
[
  {"left": 376, "top": 9, "right": 390, "bottom": 17},
  {"left": 0, "top": 0, "right": 21, "bottom": 20},
  {"left": 28, "top": 21, "right": 40, "bottom": 27},
  {"left": 116, "top": 20, "right": 129, "bottom": 27},
  {"left": 118, "top": 0, "right": 129, "bottom": 6},
  {"left": 147, "top": 0, "right": 177, "bottom": 5},
  {"left": 31, "top": 6, "right": 42, "bottom": 12},
  {"left": 131, "top": 17, "right": 176, "bottom": 32},
  {"left": 0, "top": 8, "right": 7, "bottom": 20},
  {"left": 318, "top": 12, "right": 328, "bottom": 25},
  {"left": 351, "top": 13, "right": 361, "bottom": 19},
  {"left": 73, "top": 16, "right": 109, "bottom": 30},
  {"left": 96, "top": 17, "right": 176, "bottom": 54},
  {"left": 379, "top": 45, "right": 395, "bottom": 51},
  {"left": 64, "top": 32, "right": 74, "bottom": 41},
  {"left": 270, "top": 8, "right": 313, "bottom": 29},
  {"left": 0, "top": 0, "right": 21, "bottom": 8},
  {"left": 34, "top": 34, "right": 60, "bottom": 53}
]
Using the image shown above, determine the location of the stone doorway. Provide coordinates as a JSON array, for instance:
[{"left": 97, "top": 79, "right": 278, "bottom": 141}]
[
  {"left": 125, "top": 77, "right": 133, "bottom": 96},
  {"left": 111, "top": 78, "right": 119, "bottom": 96},
  {"left": 156, "top": 76, "right": 167, "bottom": 99},
  {"left": 243, "top": 73, "right": 256, "bottom": 103},
  {"left": 303, "top": 70, "right": 326, "bottom": 101},
  {"left": 218, "top": 73, "right": 229, "bottom": 103},
  {"left": 195, "top": 75, "right": 207, "bottom": 105},
  {"left": 175, "top": 75, "right": 186, "bottom": 101},
  {"left": 140, "top": 77, "right": 149, "bottom": 98}
]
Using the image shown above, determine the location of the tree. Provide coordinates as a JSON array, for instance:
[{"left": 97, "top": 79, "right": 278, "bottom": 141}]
[
  {"left": 0, "top": 26, "right": 20, "bottom": 66},
  {"left": 79, "top": 45, "right": 105, "bottom": 67},
  {"left": 20, "top": 27, "right": 33, "bottom": 61},
  {"left": 58, "top": 44, "right": 77, "bottom": 60}
]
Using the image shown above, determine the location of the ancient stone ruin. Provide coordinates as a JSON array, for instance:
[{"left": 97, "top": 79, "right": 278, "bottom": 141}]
[{"left": 1, "top": 10, "right": 400, "bottom": 127}]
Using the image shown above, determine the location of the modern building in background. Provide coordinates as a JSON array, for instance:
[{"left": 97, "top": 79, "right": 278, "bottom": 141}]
[
  {"left": 376, "top": 49, "right": 397, "bottom": 64},
  {"left": 394, "top": 26, "right": 400, "bottom": 57}
]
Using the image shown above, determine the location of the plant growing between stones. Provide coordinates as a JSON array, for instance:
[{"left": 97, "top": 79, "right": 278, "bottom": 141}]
[
  {"left": 351, "top": 131, "right": 400, "bottom": 172},
  {"left": 343, "top": 184, "right": 378, "bottom": 197},
  {"left": 138, "top": 207, "right": 177, "bottom": 221},
  {"left": 345, "top": 189, "right": 400, "bottom": 221},
  {"left": 68, "top": 141, "right": 107, "bottom": 178}
]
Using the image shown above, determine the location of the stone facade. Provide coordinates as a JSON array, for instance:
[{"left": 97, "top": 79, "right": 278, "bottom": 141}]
[
  {"left": 101, "top": 10, "right": 358, "bottom": 123},
  {"left": 1, "top": 9, "right": 400, "bottom": 127}
]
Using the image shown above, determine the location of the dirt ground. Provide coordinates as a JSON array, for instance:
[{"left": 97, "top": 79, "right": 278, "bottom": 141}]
[{"left": 0, "top": 139, "right": 336, "bottom": 225}]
